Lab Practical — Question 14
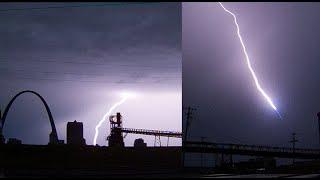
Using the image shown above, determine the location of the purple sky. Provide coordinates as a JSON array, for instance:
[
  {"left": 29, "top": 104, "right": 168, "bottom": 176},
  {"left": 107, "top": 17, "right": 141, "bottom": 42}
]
[
  {"left": 0, "top": 2, "right": 181, "bottom": 146},
  {"left": 183, "top": 2, "right": 320, "bottom": 149}
]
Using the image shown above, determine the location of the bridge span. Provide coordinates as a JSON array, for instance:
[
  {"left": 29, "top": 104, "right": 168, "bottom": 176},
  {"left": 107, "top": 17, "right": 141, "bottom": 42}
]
[{"left": 183, "top": 141, "right": 320, "bottom": 159}]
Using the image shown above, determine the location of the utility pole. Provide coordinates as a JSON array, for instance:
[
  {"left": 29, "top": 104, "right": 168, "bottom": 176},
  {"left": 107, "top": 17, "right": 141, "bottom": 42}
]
[
  {"left": 317, "top": 112, "right": 320, "bottom": 146},
  {"left": 0, "top": 109, "right": 4, "bottom": 145},
  {"left": 184, "top": 107, "right": 196, "bottom": 142},
  {"left": 182, "top": 106, "right": 196, "bottom": 169},
  {"left": 289, "top": 132, "right": 298, "bottom": 165},
  {"left": 200, "top": 136, "right": 206, "bottom": 169}
]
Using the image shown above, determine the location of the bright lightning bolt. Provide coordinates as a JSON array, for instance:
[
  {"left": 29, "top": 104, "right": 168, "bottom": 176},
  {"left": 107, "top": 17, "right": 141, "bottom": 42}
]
[
  {"left": 218, "top": 2, "right": 281, "bottom": 119},
  {"left": 93, "top": 92, "right": 137, "bottom": 145}
]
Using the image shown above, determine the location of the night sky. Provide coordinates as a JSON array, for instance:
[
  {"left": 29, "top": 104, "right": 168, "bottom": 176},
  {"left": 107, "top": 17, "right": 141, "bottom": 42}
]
[
  {"left": 0, "top": 2, "right": 181, "bottom": 146},
  {"left": 183, "top": 2, "right": 320, "bottom": 149},
  {"left": 2, "top": 1, "right": 320, "bottom": 153}
]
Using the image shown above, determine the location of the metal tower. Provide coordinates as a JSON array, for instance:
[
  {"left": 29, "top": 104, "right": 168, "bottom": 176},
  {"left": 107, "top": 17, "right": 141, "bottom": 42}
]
[{"left": 107, "top": 112, "right": 125, "bottom": 147}]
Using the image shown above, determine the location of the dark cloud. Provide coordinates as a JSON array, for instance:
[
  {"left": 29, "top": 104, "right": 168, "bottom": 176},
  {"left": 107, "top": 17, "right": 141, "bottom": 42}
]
[{"left": 0, "top": 2, "right": 181, "bottom": 145}]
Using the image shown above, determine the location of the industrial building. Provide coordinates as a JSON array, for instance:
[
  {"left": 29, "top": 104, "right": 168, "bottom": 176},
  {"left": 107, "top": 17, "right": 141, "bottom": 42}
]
[{"left": 107, "top": 113, "right": 125, "bottom": 147}]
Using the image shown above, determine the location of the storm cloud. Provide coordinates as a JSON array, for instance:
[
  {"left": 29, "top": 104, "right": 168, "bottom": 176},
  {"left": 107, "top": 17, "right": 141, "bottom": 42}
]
[{"left": 0, "top": 2, "right": 181, "bottom": 146}]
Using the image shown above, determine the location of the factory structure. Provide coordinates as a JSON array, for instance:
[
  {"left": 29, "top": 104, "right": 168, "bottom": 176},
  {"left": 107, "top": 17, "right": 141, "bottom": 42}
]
[
  {"left": 63, "top": 112, "right": 182, "bottom": 148},
  {"left": 108, "top": 112, "right": 125, "bottom": 147},
  {"left": 106, "top": 112, "right": 182, "bottom": 147}
]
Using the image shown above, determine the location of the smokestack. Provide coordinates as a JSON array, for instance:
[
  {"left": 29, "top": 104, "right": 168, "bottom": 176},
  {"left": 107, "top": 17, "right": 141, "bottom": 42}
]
[{"left": 317, "top": 112, "right": 320, "bottom": 145}]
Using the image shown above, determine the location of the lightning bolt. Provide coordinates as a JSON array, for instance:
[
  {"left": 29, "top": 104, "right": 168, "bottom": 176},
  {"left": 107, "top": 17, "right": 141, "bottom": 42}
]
[
  {"left": 93, "top": 96, "right": 128, "bottom": 145},
  {"left": 218, "top": 2, "right": 281, "bottom": 119}
]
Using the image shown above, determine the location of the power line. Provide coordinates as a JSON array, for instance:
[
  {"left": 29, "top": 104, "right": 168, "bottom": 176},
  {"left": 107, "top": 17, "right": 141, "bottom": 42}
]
[
  {"left": 0, "top": 2, "right": 162, "bottom": 13},
  {"left": 0, "top": 76, "right": 168, "bottom": 84},
  {"left": 0, "top": 73, "right": 180, "bottom": 84},
  {"left": 0, "top": 59, "right": 180, "bottom": 69},
  {"left": 0, "top": 67, "right": 181, "bottom": 78}
]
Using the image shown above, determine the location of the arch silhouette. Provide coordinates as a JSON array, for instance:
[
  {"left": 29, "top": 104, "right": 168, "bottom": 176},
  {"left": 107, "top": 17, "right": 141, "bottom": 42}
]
[{"left": 0, "top": 90, "right": 58, "bottom": 143}]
